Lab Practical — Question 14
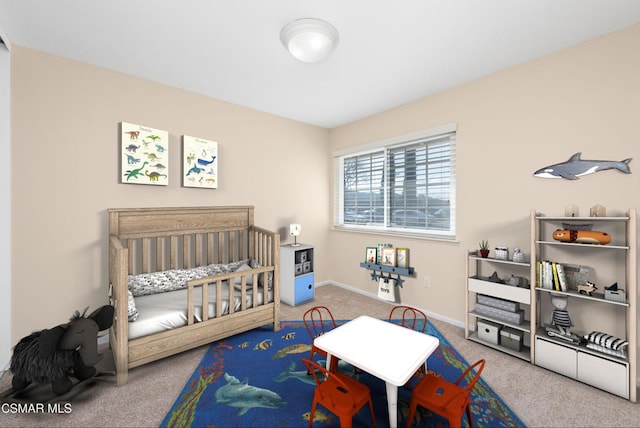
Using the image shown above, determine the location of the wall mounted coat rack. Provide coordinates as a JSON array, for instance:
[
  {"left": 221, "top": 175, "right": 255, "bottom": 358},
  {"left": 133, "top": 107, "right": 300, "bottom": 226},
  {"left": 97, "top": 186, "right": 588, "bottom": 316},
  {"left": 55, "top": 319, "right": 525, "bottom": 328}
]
[{"left": 359, "top": 262, "right": 415, "bottom": 288}]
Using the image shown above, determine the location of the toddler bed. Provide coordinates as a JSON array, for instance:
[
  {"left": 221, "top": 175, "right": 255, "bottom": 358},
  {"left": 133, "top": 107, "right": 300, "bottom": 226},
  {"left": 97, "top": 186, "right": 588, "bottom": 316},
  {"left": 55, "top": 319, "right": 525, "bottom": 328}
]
[{"left": 108, "top": 206, "right": 280, "bottom": 386}]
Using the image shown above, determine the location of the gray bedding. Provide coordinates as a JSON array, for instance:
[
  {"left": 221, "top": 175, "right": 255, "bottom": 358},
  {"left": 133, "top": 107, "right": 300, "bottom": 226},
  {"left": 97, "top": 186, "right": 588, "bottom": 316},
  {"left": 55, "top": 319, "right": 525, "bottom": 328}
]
[{"left": 128, "top": 283, "right": 273, "bottom": 340}]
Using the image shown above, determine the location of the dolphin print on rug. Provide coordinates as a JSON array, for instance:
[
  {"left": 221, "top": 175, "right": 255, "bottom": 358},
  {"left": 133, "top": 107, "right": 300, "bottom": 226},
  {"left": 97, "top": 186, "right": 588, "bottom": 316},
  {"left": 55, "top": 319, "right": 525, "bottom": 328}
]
[{"left": 534, "top": 152, "right": 632, "bottom": 180}]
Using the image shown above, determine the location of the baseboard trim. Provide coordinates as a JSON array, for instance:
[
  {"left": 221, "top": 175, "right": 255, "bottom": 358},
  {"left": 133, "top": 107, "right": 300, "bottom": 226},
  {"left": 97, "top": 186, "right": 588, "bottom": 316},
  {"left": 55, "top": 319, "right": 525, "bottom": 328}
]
[{"left": 316, "top": 280, "right": 465, "bottom": 330}]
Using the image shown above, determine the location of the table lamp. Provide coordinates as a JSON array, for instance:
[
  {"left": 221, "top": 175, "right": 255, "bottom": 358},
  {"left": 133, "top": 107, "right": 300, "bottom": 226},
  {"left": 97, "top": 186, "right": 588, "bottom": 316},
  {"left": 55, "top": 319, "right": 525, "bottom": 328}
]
[{"left": 289, "top": 224, "right": 301, "bottom": 246}]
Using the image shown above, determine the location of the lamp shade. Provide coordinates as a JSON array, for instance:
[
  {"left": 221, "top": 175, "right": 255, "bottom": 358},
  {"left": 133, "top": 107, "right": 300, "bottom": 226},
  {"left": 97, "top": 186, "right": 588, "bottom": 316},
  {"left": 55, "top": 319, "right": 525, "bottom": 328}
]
[
  {"left": 280, "top": 18, "right": 339, "bottom": 63},
  {"left": 289, "top": 224, "right": 302, "bottom": 236}
]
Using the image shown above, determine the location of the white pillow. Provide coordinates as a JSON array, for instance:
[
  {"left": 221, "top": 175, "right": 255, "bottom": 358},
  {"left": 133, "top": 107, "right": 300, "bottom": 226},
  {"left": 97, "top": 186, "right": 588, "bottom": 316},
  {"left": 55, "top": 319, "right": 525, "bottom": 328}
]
[{"left": 233, "top": 263, "right": 254, "bottom": 289}]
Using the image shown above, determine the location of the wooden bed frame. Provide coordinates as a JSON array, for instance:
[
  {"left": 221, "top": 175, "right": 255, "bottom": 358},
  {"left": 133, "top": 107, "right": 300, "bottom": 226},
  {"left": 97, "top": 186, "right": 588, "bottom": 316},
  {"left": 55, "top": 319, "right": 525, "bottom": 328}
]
[{"left": 108, "top": 206, "right": 280, "bottom": 386}]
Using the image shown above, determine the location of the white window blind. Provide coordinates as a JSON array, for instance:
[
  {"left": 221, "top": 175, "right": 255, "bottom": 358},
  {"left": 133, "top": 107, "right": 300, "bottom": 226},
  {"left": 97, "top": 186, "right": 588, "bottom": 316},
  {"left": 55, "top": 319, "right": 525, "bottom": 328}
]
[{"left": 333, "top": 128, "right": 456, "bottom": 238}]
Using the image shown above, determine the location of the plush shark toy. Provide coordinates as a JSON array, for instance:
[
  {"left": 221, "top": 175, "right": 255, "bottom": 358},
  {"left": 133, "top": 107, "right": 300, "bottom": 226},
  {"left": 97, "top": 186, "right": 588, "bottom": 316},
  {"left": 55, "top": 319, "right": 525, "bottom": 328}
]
[{"left": 534, "top": 152, "right": 632, "bottom": 180}]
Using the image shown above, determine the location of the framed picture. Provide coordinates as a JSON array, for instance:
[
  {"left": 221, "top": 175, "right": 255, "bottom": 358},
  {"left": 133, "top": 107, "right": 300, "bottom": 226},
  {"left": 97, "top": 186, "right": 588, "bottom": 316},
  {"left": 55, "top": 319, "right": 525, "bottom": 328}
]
[
  {"left": 183, "top": 135, "right": 218, "bottom": 188},
  {"left": 121, "top": 122, "right": 168, "bottom": 185},
  {"left": 365, "top": 247, "right": 377, "bottom": 264},
  {"left": 381, "top": 247, "right": 396, "bottom": 266},
  {"left": 396, "top": 248, "right": 409, "bottom": 268}
]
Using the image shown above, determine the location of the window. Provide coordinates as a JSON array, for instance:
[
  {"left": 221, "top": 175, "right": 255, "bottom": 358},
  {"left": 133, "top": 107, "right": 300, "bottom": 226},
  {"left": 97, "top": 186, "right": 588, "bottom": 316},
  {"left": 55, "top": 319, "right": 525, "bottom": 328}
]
[{"left": 333, "top": 126, "right": 456, "bottom": 239}]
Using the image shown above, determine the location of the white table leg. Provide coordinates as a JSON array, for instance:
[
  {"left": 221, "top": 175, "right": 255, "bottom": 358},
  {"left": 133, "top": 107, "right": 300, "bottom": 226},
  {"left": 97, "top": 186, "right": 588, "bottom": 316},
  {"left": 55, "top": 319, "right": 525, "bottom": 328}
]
[
  {"left": 325, "top": 352, "right": 333, "bottom": 371},
  {"left": 385, "top": 381, "right": 398, "bottom": 428}
]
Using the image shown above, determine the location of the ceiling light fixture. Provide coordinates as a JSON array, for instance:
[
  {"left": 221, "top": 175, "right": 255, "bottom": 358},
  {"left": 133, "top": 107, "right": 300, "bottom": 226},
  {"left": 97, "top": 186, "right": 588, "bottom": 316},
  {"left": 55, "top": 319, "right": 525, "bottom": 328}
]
[{"left": 280, "top": 18, "right": 339, "bottom": 63}]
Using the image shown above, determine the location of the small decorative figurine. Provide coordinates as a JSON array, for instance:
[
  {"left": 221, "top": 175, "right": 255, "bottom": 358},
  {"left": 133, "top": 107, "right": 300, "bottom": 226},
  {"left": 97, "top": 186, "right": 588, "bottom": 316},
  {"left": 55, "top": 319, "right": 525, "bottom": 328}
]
[
  {"left": 512, "top": 248, "right": 525, "bottom": 263},
  {"left": 590, "top": 204, "right": 606, "bottom": 217},
  {"left": 545, "top": 295, "right": 580, "bottom": 343},
  {"left": 577, "top": 281, "right": 598, "bottom": 296},
  {"left": 565, "top": 203, "right": 579, "bottom": 217}
]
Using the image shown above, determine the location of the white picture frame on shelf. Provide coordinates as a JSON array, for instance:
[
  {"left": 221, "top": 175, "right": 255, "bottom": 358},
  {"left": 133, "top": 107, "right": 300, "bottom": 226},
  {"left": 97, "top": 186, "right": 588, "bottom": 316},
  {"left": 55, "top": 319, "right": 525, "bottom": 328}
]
[
  {"left": 381, "top": 247, "right": 396, "bottom": 267},
  {"left": 365, "top": 247, "right": 377, "bottom": 264},
  {"left": 396, "top": 248, "right": 409, "bottom": 268}
]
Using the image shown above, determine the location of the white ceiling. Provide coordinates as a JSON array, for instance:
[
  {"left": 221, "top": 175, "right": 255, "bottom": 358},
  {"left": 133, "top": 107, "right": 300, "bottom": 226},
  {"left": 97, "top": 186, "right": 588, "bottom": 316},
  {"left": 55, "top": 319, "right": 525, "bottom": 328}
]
[{"left": 0, "top": 1, "right": 639, "bottom": 128}]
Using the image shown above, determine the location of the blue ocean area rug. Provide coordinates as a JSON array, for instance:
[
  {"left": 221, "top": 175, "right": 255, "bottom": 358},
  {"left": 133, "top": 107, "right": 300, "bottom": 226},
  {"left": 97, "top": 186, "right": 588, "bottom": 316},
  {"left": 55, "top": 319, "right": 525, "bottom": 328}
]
[{"left": 161, "top": 320, "right": 525, "bottom": 427}]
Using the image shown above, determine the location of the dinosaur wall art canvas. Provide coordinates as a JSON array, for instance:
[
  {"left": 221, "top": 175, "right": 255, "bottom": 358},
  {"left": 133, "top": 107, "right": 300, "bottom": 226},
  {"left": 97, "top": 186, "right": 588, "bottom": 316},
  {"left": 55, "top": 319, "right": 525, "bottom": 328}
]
[
  {"left": 183, "top": 135, "right": 218, "bottom": 189},
  {"left": 121, "top": 122, "right": 169, "bottom": 186}
]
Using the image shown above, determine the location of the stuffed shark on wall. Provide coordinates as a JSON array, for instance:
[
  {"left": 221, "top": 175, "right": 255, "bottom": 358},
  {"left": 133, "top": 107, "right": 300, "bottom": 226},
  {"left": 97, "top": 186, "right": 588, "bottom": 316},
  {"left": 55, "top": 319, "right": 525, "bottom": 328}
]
[{"left": 534, "top": 152, "right": 632, "bottom": 180}]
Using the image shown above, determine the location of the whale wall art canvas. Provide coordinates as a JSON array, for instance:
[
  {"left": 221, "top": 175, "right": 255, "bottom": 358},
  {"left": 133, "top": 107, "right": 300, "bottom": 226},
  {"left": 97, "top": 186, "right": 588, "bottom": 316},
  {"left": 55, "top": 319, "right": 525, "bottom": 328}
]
[
  {"left": 183, "top": 135, "right": 218, "bottom": 189},
  {"left": 120, "top": 122, "right": 169, "bottom": 186},
  {"left": 534, "top": 152, "right": 632, "bottom": 180}
]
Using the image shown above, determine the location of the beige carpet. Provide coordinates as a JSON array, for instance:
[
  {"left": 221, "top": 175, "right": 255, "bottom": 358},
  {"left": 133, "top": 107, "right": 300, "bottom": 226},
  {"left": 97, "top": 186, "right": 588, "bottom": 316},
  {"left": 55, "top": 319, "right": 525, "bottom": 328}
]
[{"left": 1, "top": 284, "right": 639, "bottom": 427}]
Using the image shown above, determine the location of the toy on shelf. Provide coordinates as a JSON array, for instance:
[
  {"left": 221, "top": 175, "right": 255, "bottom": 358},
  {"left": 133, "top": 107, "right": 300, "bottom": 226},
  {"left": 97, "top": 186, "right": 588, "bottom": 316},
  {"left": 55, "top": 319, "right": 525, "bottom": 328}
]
[
  {"left": 577, "top": 281, "right": 598, "bottom": 296},
  {"left": 545, "top": 295, "right": 581, "bottom": 343},
  {"left": 552, "top": 229, "right": 611, "bottom": 245}
]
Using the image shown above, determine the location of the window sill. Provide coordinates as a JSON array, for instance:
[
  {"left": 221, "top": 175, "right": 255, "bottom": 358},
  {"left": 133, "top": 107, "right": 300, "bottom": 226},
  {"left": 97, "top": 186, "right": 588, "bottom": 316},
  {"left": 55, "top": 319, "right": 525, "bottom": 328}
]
[{"left": 331, "top": 225, "right": 459, "bottom": 244}]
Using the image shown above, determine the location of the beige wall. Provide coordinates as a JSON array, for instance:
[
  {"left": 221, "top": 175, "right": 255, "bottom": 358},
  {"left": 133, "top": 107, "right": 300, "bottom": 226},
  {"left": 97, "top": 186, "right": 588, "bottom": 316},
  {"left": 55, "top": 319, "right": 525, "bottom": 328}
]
[
  {"left": 328, "top": 24, "right": 640, "bottom": 327},
  {"left": 10, "top": 46, "right": 330, "bottom": 341},
  {"left": 7, "top": 23, "right": 640, "bottom": 357}
]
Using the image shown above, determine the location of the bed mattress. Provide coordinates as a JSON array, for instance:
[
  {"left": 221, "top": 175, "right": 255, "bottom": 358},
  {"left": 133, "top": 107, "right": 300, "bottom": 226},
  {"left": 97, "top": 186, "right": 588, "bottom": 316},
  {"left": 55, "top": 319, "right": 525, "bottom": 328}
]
[{"left": 128, "top": 284, "right": 273, "bottom": 340}]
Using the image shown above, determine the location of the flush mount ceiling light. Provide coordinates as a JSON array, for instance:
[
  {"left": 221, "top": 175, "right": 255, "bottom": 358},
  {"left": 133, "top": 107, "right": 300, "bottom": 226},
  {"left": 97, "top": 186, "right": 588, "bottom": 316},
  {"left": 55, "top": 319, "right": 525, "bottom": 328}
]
[{"left": 280, "top": 18, "right": 339, "bottom": 63}]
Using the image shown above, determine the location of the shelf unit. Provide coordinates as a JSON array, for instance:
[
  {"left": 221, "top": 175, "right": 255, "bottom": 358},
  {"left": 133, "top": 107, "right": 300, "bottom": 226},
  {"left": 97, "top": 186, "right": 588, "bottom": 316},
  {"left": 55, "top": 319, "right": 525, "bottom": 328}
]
[
  {"left": 280, "top": 244, "right": 315, "bottom": 306},
  {"left": 530, "top": 209, "right": 636, "bottom": 401},
  {"left": 465, "top": 252, "right": 533, "bottom": 361}
]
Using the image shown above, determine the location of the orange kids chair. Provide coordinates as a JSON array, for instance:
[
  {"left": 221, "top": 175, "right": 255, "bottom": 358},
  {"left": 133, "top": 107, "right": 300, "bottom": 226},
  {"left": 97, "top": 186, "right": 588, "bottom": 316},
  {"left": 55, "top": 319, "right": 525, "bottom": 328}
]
[
  {"left": 303, "top": 306, "right": 339, "bottom": 372},
  {"left": 406, "top": 359, "right": 485, "bottom": 428},
  {"left": 388, "top": 305, "right": 432, "bottom": 387},
  {"left": 388, "top": 305, "right": 427, "bottom": 333},
  {"left": 302, "top": 358, "right": 376, "bottom": 428}
]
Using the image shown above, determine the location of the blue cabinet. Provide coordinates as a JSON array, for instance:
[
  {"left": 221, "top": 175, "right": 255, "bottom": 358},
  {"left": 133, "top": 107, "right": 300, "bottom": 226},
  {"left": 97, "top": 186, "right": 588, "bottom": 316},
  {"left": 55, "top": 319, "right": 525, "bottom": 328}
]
[
  {"left": 294, "top": 274, "right": 315, "bottom": 304},
  {"left": 280, "top": 244, "right": 315, "bottom": 306}
]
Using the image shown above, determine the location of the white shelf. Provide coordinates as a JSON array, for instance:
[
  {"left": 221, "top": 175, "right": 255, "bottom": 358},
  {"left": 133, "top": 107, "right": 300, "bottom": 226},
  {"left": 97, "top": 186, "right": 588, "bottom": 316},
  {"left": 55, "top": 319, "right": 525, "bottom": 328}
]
[
  {"left": 468, "top": 277, "right": 530, "bottom": 304},
  {"left": 535, "top": 215, "right": 629, "bottom": 222},
  {"left": 535, "top": 287, "right": 629, "bottom": 307},
  {"left": 468, "top": 310, "right": 530, "bottom": 333},
  {"left": 466, "top": 209, "right": 637, "bottom": 402},
  {"left": 465, "top": 249, "right": 535, "bottom": 363},
  {"left": 535, "top": 240, "right": 629, "bottom": 250},
  {"left": 468, "top": 332, "right": 531, "bottom": 362},
  {"left": 531, "top": 209, "right": 636, "bottom": 402},
  {"left": 534, "top": 329, "right": 628, "bottom": 364},
  {"left": 468, "top": 254, "right": 530, "bottom": 267}
]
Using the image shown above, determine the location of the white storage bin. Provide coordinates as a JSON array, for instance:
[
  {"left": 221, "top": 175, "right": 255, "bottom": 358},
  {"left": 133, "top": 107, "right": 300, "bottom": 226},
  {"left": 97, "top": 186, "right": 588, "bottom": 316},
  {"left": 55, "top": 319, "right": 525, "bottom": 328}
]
[{"left": 477, "top": 319, "right": 501, "bottom": 345}]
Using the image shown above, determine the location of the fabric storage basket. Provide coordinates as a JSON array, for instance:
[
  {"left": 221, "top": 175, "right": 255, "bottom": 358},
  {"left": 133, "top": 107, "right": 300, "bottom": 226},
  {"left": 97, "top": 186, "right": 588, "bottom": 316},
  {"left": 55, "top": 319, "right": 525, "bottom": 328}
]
[
  {"left": 477, "top": 294, "right": 520, "bottom": 312},
  {"left": 500, "top": 327, "right": 523, "bottom": 351},
  {"left": 475, "top": 303, "right": 525, "bottom": 325},
  {"left": 604, "top": 289, "right": 626, "bottom": 303},
  {"left": 477, "top": 319, "right": 500, "bottom": 345}
]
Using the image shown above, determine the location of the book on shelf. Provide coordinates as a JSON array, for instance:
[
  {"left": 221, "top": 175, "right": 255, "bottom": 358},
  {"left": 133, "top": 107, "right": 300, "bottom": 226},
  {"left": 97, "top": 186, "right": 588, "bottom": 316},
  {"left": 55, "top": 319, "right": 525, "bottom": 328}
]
[
  {"left": 556, "top": 263, "right": 567, "bottom": 291},
  {"left": 536, "top": 261, "right": 575, "bottom": 292}
]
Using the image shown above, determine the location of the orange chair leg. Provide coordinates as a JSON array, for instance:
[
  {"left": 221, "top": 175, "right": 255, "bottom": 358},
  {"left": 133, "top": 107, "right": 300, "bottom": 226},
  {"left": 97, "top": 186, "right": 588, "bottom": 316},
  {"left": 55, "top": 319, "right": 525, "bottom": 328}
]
[
  {"left": 308, "top": 400, "right": 317, "bottom": 428},
  {"left": 405, "top": 401, "right": 418, "bottom": 428},
  {"left": 368, "top": 398, "right": 377, "bottom": 428},
  {"left": 466, "top": 404, "right": 474, "bottom": 428}
]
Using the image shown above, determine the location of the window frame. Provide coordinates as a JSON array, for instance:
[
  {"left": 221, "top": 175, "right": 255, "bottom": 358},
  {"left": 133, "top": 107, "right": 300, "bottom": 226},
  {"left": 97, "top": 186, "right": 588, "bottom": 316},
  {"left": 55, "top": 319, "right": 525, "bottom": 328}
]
[{"left": 332, "top": 124, "right": 457, "bottom": 240}]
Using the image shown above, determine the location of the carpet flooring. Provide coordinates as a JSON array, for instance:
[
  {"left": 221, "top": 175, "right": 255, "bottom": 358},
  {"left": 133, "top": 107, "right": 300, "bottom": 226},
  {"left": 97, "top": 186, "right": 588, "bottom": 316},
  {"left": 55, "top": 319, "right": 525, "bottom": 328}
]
[{"left": 161, "top": 320, "right": 524, "bottom": 427}]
